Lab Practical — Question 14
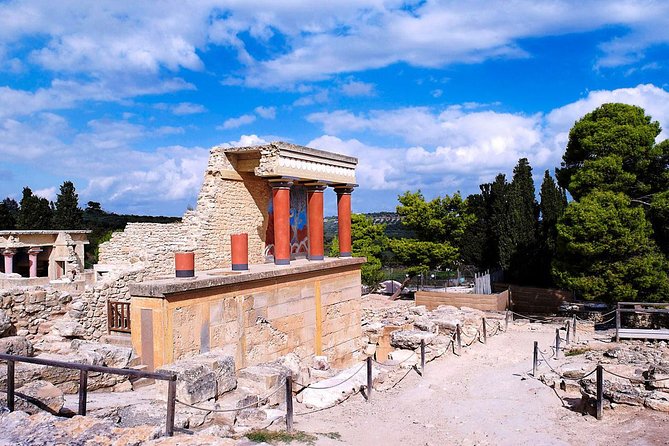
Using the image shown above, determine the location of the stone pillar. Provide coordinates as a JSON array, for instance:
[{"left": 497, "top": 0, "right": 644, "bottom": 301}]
[
  {"left": 306, "top": 184, "right": 327, "bottom": 260},
  {"left": 270, "top": 179, "right": 293, "bottom": 265},
  {"left": 28, "top": 247, "right": 43, "bottom": 278},
  {"left": 335, "top": 186, "right": 355, "bottom": 257},
  {"left": 3, "top": 248, "right": 16, "bottom": 275}
]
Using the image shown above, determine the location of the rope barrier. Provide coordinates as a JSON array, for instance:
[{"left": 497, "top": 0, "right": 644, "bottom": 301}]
[
  {"left": 293, "top": 392, "right": 355, "bottom": 416},
  {"left": 293, "top": 362, "right": 367, "bottom": 392},
  {"left": 602, "top": 368, "right": 669, "bottom": 383},
  {"left": 175, "top": 379, "right": 287, "bottom": 413},
  {"left": 536, "top": 348, "right": 597, "bottom": 382}
]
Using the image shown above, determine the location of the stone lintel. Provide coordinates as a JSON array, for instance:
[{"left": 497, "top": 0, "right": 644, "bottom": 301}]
[{"left": 129, "top": 256, "right": 366, "bottom": 298}]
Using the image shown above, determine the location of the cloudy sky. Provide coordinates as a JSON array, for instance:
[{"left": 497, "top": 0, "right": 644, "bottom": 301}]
[{"left": 1, "top": 0, "right": 669, "bottom": 216}]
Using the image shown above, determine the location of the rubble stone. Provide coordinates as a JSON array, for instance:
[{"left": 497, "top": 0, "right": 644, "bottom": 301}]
[
  {"left": 0, "top": 309, "right": 11, "bottom": 336},
  {"left": 0, "top": 335, "right": 34, "bottom": 356},
  {"left": 157, "top": 361, "right": 217, "bottom": 405},
  {"left": 390, "top": 330, "right": 436, "bottom": 350}
]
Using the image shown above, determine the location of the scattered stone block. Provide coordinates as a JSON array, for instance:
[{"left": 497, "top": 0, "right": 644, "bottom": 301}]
[
  {"left": 0, "top": 336, "right": 34, "bottom": 356},
  {"left": 237, "top": 362, "right": 290, "bottom": 406},
  {"left": 50, "top": 319, "right": 86, "bottom": 339},
  {"left": 390, "top": 330, "right": 436, "bottom": 350},
  {"left": 191, "top": 350, "right": 237, "bottom": 396},
  {"left": 645, "top": 392, "right": 669, "bottom": 412},
  {"left": 8, "top": 380, "right": 64, "bottom": 415},
  {"left": 157, "top": 361, "right": 217, "bottom": 405},
  {"left": 388, "top": 349, "right": 418, "bottom": 368},
  {"left": 0, "top": 309, "right": 11, "bottom": 336},
  {"left": 302, "top": 363, "right": 380, "bottom": 409}
]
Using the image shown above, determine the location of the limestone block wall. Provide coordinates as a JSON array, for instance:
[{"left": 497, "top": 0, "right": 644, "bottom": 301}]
[
  {"left": 130, "top": 265, "right": 363, "bottom": 371},
  {"left": 0, "top": 287, "right": 72, "bottom": 338},
  {"left": 99, "top": 146, "right": 271, "bottom": 276}
]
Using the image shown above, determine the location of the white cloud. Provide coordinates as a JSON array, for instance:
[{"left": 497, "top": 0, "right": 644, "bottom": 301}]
[
  {"left": 172, "top": 102, "right": 207, "bottom": 115},
  {"left": 33, "top": 187, "right": 56, "bottom": 201},
  {"left": 340, "top": 80, "right": 375, "bottom": 97},
  {"left": 218, "top": 114, "right": 256, "bottom": 130},
  {"left": 254, "top": 106, "right": 276, "bottom": 119},
  {"left": 307, "top": 84, "right": 669, "bottom": 197}
]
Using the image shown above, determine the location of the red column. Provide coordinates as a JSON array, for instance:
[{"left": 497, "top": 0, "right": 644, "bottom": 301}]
[
  {"left": 3, "top": 248, "right": 16, "bottom": 275},
  {"left": 270, "top": 180, "right": 293, "bottom": 265},
  {"left": 335, "top": 186, "right": 355, "bottom": 257},
  {"left": 28, "top": 247, "right": 42, "bottom": 278},
  {"left": 307, "top": 185, "right": 326, "bottom": 260}
]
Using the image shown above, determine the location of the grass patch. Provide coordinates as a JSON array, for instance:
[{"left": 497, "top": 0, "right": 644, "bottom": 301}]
[
  {"left": 319, "top": 432, "right": 342, "bottom": 440},
  {"left": 565, "top": 347, "right": 592, "bottom": 357},
  {"left": 246, "top": 429, "right": 318, "bottom": 444}
]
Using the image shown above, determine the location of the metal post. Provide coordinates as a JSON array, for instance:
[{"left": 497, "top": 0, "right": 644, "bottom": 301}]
[
  {"left": 420, "top": 339, "right": 426, "bottom": 375},
  {"left": 78, "top": 370, "right": 88, "bottom": 415},
  {"left": 366, "top": 356, "right": 373, "bottom": 401},
  {"left": 572, "top": 315, "right": 577, "bottom": 341},
  {"left": 166, "top": 377, "right": 176, "bottom": 436},
  {"left": 565, "top": 321, "right": 570, "bottom": 345},
  {"left": 532, "top": 341, "right": 538, "bottom": 377},
  {"left": 482, "top": 318, "right": 487, "bottom": 344},
  {"left": 285, "top": 376, "right": 294, "bottom": 432},
  {"left": 555, "top": 328, "right": 561, "bottom": 359},
  {"left": 615, "top": 303, "right": 621, "bottom": 342},
  {"left": 456, "top": 324, "right": 462, "bottom": 354},
  {"left": 505, "top": 310, "right": 509, "bottom": 331},
  {"left": 596, "top": 364, "right": 603, "bottom": 420},
  {"left": 7, "top": 360, "right": 15, "bottom": 412}
]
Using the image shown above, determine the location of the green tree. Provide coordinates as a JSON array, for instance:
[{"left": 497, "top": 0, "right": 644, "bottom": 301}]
[
  {"left": 16, "top": 187, "right": 53, "bottom": 229},
  {"left": 537, "top": 170, "right": 567, "bottom": 285},
  {"left": 553, "top": 191, "right": 669, "bottom": 302},
  {"left": 350, "top": 214, "right": 388, "bottom": 288},
  {"left": 394, "top": 190, "right": 473, "bottom": 271},
  {"left": 0, "top": 198, "right": 19, "bottom": 229},
  {"left": 554, "top": 103, "right": 669, "bottom": 301},
  {"left": 53, "top": 181, "right": 83, "bottom": 229},
  {"left": 506, "top": 158, "right": 539, "bottom": 280}
]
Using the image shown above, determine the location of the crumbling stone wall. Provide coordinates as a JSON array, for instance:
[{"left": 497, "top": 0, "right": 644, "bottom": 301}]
[
  {"left": 99, "top": 146, "right": 271, "bottom": 276},
  {"left": 0, "top": 287, "right": 72, "bottom": 338}
]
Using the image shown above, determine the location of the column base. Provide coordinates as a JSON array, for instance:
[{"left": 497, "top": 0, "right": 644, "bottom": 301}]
[
  {"left": 274, "top": 258, "right": 291, "bottom": 265},
  {"left": 232, "top": 264, "right": 248, "bottom": 271},
  {"left": 176, "top": 270, "right": 195, "bottom": 278},
  {"left": 339, "top": 252, "right": 352, "bottom": 257},
  {"left": 308, "top": 255, "right": 324, "bottom": 261}
]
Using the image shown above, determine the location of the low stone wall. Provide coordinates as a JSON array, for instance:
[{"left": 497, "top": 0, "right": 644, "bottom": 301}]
[
  {"left": 0, "top": 287, "right": 72, "bottom": 338},
  {"left": 415, "top": 290, "right": 509, "bottom": 312},
  {"left": 493, "top": 283, "right": 573, "bottom": 314},
  {"left": 129, "top": 258, "right": 364, "bottom": 371}
]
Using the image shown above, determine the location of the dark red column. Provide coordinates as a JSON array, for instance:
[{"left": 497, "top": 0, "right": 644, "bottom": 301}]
[
  {"left": 307, "top": 184, "right": 327, "bottom": 260},
  {"left": 270, "top": 179, "right": 293, "bottom": 265},
  {"left": 335, "top": 186, "right": 355, "bottom": 257}
]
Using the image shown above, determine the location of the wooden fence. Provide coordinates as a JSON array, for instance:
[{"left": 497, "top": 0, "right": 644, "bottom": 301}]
[
  {"left": 415, "top": 289, "right": 509, "bottom": 312},
  {"left": 493, "top": 283, "right": 573, "bottom": 314}
]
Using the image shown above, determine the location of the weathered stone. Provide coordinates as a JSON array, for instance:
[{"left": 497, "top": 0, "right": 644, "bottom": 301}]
[
  {"left": 0, "top": 335, "right": 34, "bottom": 356},
  {"left": 388, "top": 349, "right": 418, "bottom": 368},
  {"left": 312, "top": 355, "right": 330, "bottom": 371},
  {"left": 645, "top": 392, "right": 669, "bottom": 412},
  {"left": 0, "top": 309, "right": 11, "bottom": 336},
  {"left": 70, "top": 340, "right": 132, "bottom": 368},
  {"left": 51, "top": 318, "right": 86, "bottom": 338},
  {"left": 15, "top": 380, "right": 64, "bottom": 414},
  {"left": 190, "top": 350, "right": 237, "bottom": 396},
  {"left": 409, "top": 305, "right": 427, "bottom": 316},
  {"left": 390, "top": 330, "right": 436, "bottom": 350},
  {"left": 302, "top": 363, "right": 381, "bottom": 409},
  {"left": 157, "top": 361, "right": 217, "bottom": 405},
  {"left": 235, "top": 407, "right": 285, "bottom": 428},
  {"left": 237, "top": 362, "right": 291, "bottom": 406}
]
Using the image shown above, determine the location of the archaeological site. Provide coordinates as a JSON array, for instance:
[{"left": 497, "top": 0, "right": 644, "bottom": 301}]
[{"left": 1, "top": 142, "right": 668, "bottom": 445}]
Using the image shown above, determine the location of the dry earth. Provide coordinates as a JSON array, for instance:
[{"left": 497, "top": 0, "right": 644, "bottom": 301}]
[{"left": 292, "top": 308, "right": 669, "bottom": 446}]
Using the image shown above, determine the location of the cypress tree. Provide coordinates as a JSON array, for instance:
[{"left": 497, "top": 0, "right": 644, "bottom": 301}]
[
  {"left": 506, "top": 158, "right": 539, "bottom": 281},
  {"left": 0, "top": 198, "right": 18, "bottom": 229},
  {"left": 537, "top": 170, "right": 567, "bottom": 285},
  {"left": 53, "top": 181, "right": 83, "bottom": 229}
]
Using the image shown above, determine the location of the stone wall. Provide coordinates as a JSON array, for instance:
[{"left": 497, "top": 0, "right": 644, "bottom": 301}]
[
  {"left": 99, "top": 147, "right": 270, "bottom": 276},
  {"left": 130, "top": 261, "right": 363, "bottom": 371},
  {"left": 0, "top": 287, "right": 72, "bottom": 338}
]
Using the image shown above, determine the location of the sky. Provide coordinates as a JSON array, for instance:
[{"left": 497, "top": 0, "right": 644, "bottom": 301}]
[{"left": 1, "top": 0, "right": 669, "bottom": 217}]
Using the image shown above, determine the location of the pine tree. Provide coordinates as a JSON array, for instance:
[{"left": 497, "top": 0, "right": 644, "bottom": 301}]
[
  {"left": 17, "top": 187, "right": 53, "bottom": 229},
  {"left": 0, "top": 198, "right": 18, "bottom": 229},
  {"left": 53, "top": 181, "right": 83, "bottom": 229},
  {"left": 537, "top": 170, "right": 567, "bottom": 285}
]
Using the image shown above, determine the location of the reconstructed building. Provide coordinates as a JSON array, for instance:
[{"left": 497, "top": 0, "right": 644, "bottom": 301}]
[
  {"left": 0, "top": 230, "right": 89, "bottom": 282},
  {"left": 100, "top": 142, "right": 365, "bottom": 371}
]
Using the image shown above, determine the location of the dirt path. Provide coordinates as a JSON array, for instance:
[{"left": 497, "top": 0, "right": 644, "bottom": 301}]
[{"left": 293, "top": 322, "right": 669, "bottom": 446}]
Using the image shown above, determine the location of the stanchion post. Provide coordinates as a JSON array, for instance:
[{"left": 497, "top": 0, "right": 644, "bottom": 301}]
[
  {"left": 366, "top": 356, "right": 373, "bottom": 401},
  {"left": 596, "top": 364, "right": 603, "bottom": 420},
  {"left": 78, "top": 369, "right": 88, "bottom": 415},
  {"left": 286, "top": 376, "right": 294, "bottom": 432},
  {"left": 615, "top": 304, "right": 621, "bottom": 343},
  {"left": 420, "top": 339, "right": 426, "bottom": 375},
  {"left": 572, "top": 315, "right": 577, "bottom": 341},
  {"left": 555, "top": 328, "right": 561, "bottom": 359},
  {"left": 482, "top": 318, "right": 487, "bottom": 344},
  {"left": 532, "top": 341, "right": 538, "bottom": 377},
  {"left": 505, "top": 310, "right": 509, "bottom": 331},
  {"left": 565, "top": 321, "right": 570, "bottom": 345},
  {"left": 456, "top": 324, "right": 462, "bottom": 354},
  {"left": 166, "top": 377, "right": 176, "bottom": 437},
  {"left": 7, "top": 360, "right": 15, "bottom": 412}
]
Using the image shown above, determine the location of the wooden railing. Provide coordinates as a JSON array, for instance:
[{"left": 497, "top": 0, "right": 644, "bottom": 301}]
[
  {"left": 108, "top": 300, "right": 131, "bottom": 333},
  {"left": 0, "top": 353, "right": 177, "bottom": 436}
]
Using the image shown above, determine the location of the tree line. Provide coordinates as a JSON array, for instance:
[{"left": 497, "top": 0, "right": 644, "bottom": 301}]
[{"left": 345, "top": 103, "right": 669, "bottom": 303}]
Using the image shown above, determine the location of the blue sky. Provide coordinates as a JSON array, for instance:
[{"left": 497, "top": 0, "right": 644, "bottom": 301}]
[{"left": 1, "top": 1, "right": 669, "bottom": 216}]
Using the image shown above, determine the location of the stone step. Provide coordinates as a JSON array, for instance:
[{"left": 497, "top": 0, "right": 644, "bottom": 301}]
[
  {"left": 129, "top": 364, "right": 155, "bottom": 390},
  {"left": 100, "top": 333, "right": 132, "bottom": 348}
]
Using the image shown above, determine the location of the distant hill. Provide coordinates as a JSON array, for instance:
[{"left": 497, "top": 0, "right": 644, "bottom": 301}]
[{"left": 324, "top": 212, "right": 414, "bottom": 243}]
